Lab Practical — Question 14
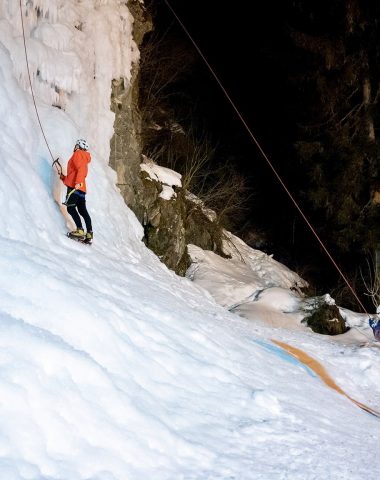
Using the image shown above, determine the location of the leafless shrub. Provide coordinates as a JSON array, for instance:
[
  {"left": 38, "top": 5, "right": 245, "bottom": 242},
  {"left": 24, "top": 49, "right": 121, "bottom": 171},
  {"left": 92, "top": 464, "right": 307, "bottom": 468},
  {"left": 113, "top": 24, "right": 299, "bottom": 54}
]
[
  {"left": 193, "top": 163, "right": 252, "bottom": 228},
  {"left": 360, "top": 254, "right": 380, "bottom": 311},
  {"left": 146, "top": 125, "right": 251, "bottom": 230}
]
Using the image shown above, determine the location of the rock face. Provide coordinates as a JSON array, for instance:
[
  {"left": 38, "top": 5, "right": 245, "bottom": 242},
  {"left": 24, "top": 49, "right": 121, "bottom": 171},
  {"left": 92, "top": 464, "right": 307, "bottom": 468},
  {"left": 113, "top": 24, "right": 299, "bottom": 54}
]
[
  {"left": 302, "top": 295, "right": 349, "bottom": 335},
  {"left": 109, "top": 1, "right": 226, "bottom": 275},
  {"left": 139, "top": 170, "right": 226, "bottom": 275},
  {"left": 110, "top": 77, "right": 144, "bottom": 217},
  {"left": 109, "top": 0, "right": 152, "bottom": 223}
]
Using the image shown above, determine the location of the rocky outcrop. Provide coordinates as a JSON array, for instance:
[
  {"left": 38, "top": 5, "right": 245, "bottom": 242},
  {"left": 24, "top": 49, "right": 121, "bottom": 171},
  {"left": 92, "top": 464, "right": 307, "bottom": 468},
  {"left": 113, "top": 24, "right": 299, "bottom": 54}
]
[
  {"left": 302, "top": 295, "right": 349, "bottom": 335},
  {"left": 139, "top": 169, "right": 226, "bottom": 275},
  {"left": 141, "top": 180, "right": 188, "bottom": 273}
]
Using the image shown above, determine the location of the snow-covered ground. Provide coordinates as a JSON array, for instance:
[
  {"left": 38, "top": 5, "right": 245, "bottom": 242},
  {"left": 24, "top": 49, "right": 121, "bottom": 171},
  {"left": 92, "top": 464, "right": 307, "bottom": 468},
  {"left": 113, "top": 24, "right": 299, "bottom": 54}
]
[{"left": 0, "top": 1, "right": 379, "bottom": 479}]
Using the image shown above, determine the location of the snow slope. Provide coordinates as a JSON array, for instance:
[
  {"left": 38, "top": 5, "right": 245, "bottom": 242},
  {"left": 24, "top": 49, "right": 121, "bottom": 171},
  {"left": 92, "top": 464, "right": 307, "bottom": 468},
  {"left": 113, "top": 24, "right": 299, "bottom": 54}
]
[{"left": 0, "top": 2, "right": 379, "bottom": 479}]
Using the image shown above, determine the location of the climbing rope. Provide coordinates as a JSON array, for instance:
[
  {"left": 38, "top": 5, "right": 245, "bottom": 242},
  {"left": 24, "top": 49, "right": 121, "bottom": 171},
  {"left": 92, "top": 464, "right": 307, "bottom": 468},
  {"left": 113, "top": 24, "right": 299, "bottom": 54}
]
[
  {"left": 19, "top": 0, "right": 58, "bottom": 172},
  {"left": 163, "top": 0, "right": 373, "bottom": 328}
]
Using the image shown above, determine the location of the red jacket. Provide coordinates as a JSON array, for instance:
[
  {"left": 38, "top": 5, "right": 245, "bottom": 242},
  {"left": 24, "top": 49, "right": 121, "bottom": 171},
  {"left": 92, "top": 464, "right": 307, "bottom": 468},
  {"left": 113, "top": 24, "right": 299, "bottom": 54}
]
[{"left": 62, "top": 149, "right": 91, "bottom": 193}]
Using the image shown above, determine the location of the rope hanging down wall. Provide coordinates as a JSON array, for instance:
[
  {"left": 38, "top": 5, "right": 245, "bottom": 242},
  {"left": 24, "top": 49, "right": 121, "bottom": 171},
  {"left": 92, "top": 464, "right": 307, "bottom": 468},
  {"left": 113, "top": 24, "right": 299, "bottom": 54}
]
[
  {"left": 19, "top": 0, "right": 57, "bottom": 168},
  {"left": 163, "top": 0, "right": 372, "bottom": 324}
]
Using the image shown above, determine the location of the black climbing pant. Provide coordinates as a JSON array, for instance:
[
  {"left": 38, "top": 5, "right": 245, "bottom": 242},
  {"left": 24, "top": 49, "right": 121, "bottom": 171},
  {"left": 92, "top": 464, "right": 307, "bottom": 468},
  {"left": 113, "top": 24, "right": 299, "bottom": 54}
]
[{"left": 65, "top": 187, "right": 92, "bottom": 232}]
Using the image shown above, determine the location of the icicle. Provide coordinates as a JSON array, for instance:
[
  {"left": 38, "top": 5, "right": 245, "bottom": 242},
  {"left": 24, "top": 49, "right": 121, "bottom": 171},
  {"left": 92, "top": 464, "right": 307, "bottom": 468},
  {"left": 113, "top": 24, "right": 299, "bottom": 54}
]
[{"left": 27, "top": 0, "right": 60, "bottom": 24}]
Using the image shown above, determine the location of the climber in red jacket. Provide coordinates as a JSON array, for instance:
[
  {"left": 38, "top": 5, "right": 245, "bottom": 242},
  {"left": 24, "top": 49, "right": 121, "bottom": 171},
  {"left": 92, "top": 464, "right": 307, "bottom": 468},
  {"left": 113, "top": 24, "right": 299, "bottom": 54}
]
[{"left": 60, "top": 139, "right": 93, "bottom": 243}]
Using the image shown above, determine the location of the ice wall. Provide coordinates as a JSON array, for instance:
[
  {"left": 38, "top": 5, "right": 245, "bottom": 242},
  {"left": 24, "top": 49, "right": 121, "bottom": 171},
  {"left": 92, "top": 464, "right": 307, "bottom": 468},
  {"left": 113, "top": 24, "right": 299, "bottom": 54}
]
[
  {"left": 0, "top": 0, "right": 139, "bottom": 161},
  {"left": 0, "top": 0, "right": 142, "bottom": 245}
]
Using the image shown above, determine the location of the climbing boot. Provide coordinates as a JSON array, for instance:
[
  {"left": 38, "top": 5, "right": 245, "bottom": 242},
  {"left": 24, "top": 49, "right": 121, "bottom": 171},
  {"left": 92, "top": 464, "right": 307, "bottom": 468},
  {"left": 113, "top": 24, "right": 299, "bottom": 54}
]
[
  {"left": 85, "top": 231, "right": 93, "bottom": 243},
  {"left": 69, "top": 228, "right": 85, "bottom": 238}
]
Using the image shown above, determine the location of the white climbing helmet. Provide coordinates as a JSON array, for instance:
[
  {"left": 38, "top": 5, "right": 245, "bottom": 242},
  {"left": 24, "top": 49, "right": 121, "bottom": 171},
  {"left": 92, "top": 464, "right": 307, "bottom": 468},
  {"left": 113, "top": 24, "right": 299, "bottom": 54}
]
[{"left": 75, "top": 139, "right": 89, "bottom": 151}]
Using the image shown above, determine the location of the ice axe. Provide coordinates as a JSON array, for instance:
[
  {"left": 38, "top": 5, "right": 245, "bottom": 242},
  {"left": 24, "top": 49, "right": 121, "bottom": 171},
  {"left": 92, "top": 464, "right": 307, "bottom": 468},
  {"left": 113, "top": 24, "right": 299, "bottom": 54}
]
[
  {"left": 52, "top": 157, "right": 62, "bottom": 175},
  {"left": 51, "top": 158, "right": 72, "bottom": 205}
]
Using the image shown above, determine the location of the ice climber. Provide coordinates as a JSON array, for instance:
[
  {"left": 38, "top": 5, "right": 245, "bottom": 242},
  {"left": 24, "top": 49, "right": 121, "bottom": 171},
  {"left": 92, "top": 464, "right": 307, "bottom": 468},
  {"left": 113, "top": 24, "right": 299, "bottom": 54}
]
[{"left": 60, "top": 139, "right": 93, "bottom": 243}]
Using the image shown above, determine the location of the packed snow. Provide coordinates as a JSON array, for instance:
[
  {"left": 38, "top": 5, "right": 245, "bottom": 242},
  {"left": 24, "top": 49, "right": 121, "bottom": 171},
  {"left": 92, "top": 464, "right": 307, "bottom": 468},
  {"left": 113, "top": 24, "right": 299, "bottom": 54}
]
[
  {"left": 0, "top": 1, "right": 379, "bottom": 479},
  {"left": 141, "top": 156, "right": 182, "bottom": 200}
]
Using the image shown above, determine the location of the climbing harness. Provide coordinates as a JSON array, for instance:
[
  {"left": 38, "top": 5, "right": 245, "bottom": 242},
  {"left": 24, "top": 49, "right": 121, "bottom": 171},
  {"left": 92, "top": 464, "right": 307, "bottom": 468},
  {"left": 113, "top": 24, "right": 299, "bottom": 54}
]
[
  {"left": 163, "top": 0, "right": 375, "bottom": 339},
  {"left": 62, "top": 188, "right": 77, "bottom": 206}
]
